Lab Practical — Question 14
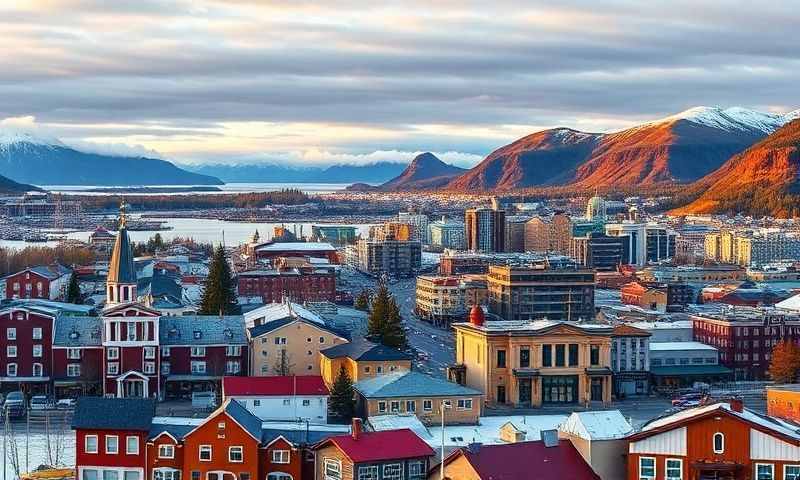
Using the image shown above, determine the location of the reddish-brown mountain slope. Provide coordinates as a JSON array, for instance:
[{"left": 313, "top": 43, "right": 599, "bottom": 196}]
[
  {"left": 379, "top": 152, "right": 466, "bottom": 191},
  {"left": 672, "top": 119, "right": 800, "bottom": 217}
]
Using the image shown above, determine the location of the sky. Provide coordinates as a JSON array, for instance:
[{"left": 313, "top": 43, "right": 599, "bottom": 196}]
[{"left": 0, "top": 0, "right": 798, "bottom": 168}]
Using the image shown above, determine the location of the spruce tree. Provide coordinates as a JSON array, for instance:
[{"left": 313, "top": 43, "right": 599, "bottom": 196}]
[
  {"left": 382, "top": 296, "right": 407, "bottom": 349},
  {"left": 328, "top": 366, "right": 356, "bottom": 422},
  {"left": 366, "top": 282, "right": 406, "bottom": 348},
  {"left": 66, "top": 272, "right": 82, "bottom": 304},
  {"left": 354, "top": 289, "right": 370, "bottom": 311},
  {"left": 199, "top": 245, "right": 240, "bottom": 315}
]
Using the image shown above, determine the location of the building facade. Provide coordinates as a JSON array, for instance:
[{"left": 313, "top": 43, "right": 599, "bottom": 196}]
[
  {"left": 428, "top": 217, "right": 465, "bottom": 250},
  {"left": 414, "top": 276, "right": 466, "bottom": 326},
  {"left": 610, "top": 324, "right": 651, "bottom": 396},
  {"left": 237, "top": 262, "right": 336, "bottom": 304},
  {"left": 355, "top": 239, "right": 422, "bottom": 277},
  {"left": 570, "top": 232, "right": 625, "bottom": 271},
  {"left": 524, "top": 213, "right": 571, "bottom": 254},
  {"left": 4, "top": 264, "right": 72, "bottom": 301},
  {"left": 465, "top": 207, "right": 505, "bottom": 253}
]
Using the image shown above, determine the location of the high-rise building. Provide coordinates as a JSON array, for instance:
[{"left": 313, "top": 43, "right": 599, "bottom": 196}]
[
  {"left": 398, "top": 211, "right": 429, "bottom": 243},
  {"left": 355, "top": 238, "right": 422, "bottom": 277},
  {"left": 369, "top": 222, "right": 413, "bottom": 241},
  {"left": 605, "top": 222, "right": 676, "bottom": 266},
  {"left": 570, "top": 232, "right": 625, "bottom": 271},
  {"left": 524, "top": 213, "right": 571, "bottom": 254},
  {"left": 465, "top": 205, "right": 505, "bottom": 253},
  {"left": 504, "top": 216, "right": 528, "bottom": 253},
  {"left": 586, "top": 194, "right": 607, "bottom": 220},
  {"left": 311, "top": 225, "right": 357, "bottom": 245},
  {"left": 428, "top": 216, "right": 465, "bottom": 250},
  {"left": 487, "top": 262, "right": 595, "bottom": 321}
]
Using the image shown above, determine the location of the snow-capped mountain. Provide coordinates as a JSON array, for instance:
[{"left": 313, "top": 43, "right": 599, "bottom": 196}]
[
  {"left": 0, "top": 128, "right": 222, "bottom": 186},
  {"left": 656, "top": 106, "right": 795, "bottom": 134}
]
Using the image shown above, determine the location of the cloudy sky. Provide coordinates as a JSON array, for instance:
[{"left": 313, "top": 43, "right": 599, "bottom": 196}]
[{"left": 0, "top": 0, "right": 797, "bottom": 167}]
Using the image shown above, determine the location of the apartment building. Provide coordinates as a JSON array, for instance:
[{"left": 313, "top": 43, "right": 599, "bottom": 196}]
[
  {"left": 465, "top": 206, "right": 505, "bottom": 253},
  {"left": 414, "top": 275, "right": 466, "bottom": 325},
  {"left": 428, "top": 217, "right": 465, "bottom": 250},
  {"left": 355, "top": 238, "right": 422, "bottom": 277},
  {"left": 524, "top": 213, "right": 571, "bottom": 254}
]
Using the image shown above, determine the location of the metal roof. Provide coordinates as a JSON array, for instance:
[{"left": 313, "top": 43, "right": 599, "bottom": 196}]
[
  {"left": 354, "top": 371, "right": 481, "bottom": 399},
  {"left": 159, "top": 315, "right": 247, "bottom": 346},
  {"left": 72, "top": 397, "right": 155, "bottom": 431},
  {"left": 320, "top": 339, "right": 410, "bottom": 361},
  {"left": 53, "top": 315, "right": 103, "bottom": 347},
  {"left": 108, "top": 226, "right": 137, "bottom": 284}
]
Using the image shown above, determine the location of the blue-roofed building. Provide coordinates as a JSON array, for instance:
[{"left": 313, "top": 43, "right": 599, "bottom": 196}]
[
  {"left": 52, "top": 314, "right": 104, "bottom": 397},
  {"left": 319, "top": 339, "right": 412, "bottom": 386},
  {"left": 354, "top": 371, "right": 483, "bottom": 426}
]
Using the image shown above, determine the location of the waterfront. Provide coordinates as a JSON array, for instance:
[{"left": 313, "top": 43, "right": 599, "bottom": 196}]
[{"left": 38, "top": 182, "right": 354, "bottom": 195}]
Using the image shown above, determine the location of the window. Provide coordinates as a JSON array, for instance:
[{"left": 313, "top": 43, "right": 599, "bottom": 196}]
[
  {"left": 33, "top": 363, "right": 43, "bottom": 377},
  {"left": 364, "top": 366, "right": 371, "bottom": 373},
  {"left": 7, "top": 345, "right": 17, "bottom": 357},
  {"left": 302, "top": 399, "right": 310, "bottom": 406},
  {"left": 282, "top": 399, "right": 291, "bottom": 406},
  {"left": 358, "top": 466, "right": 378, "bottom": 480},
  {"left": 755, "top": 464, "right": 774, "bottom": 480},
  {"left": 68, "top": 348, "right": 82, "bottom": 359},
  {"left": 519, "top": 348, "right": 530, "bottom": 368},
  {"left": 378, "top": 401, "right": 387, "bottom": 413},
  {"left": 191, "top": 361, "right": 206, "bottom": 374},
  {"left": 7, "top": 363, "right": 17, "bottom": 376},
  {"left": 226, "top": 345, "right": 241, "bottom": 356},
  {"left": 390, "top": 400, "right": 400, "bottom": 413},
  {"left": 239, "top": 474, "right": 249, "bottom": 480},
  {"left": 161, "top": 347, "right": 171, "bottom": 357},
  {"left": 107, "top": 347, "right": 119, "bottom": 360},
  {"left": 272, "top": 449, "right": 290, "bottom": 464},
  {"left": 457, "top": 399, "right": 473, "bottom": 410},
  {"left": 408, "top": 461, "right": 425, "bottom": 480},
  {"left": 107, "top": 362, "right": 119, "bottom": 375},
  {"left": 568, "top": 344, "right": 579, "bottom": 366},
  {"left": 199, "top": 445, "right": 212, "bottom": 461},
  {"left": 383, "top": 464, "right": 402, "bottom": 480},
  {"left": 226, "top": 361, "right": 241, "bottom": 374},
  {"left": 104, "top": 471, "right": 119, "bottom": 480},
  {"left": 158, "top": 444, "right": 175, "bottom": 459},
  {"left": 324, "top": 458, "right": 341, "bottom": 480},
  {"left": 555, "top": 344, "right": 565, "bottom": 366},
  {"left": 639, "top": 457, "right": 655, "bottom": 480},
  {"left": 496, "top": 349, "right": 506, "bottom": 368},
  {"left": 143, "top": 362, "right": 156, "bottom": 375},
  {"left": 32, "top": 327, "right": 42, "bottom": 340},
  {"left": 190, "top": 347, "right": 206, "bottom": 357},
  {"left": 83, "top": 470, "right": 98, "bottom": 480},
  {"left": 85, "top": 435, "right": 98, "bottom": 454},
  {"left": 105, "top": 435, "right": 119, "bottom": 454},
  {"left": 144, "top": 346, "right": 156, "bottom": 359},
  {"left": 6, "top": 328, "right": 16, "bottom": 340},
  {"left": 126, "top": 436, "right": 139, "bottom": 454},
  {"left": 406, "top": 400, "right": 416, "bottom": 412},
  {"left": 319, "top": 336, "right": 325, "bottom": 343},
  {"left": 666, "top": 459, "right": 682, "bottom": 480},
  {"left": 191, "top": 473, "right": 200, "bottom": 480},
  {"left": 713, "top": 432, "right": 724, "bottom": 453},
  {"left": 423, "top": 399, "right": 433, "bottom": 411},
  {"left": 542, "top": 344, "right": 552, "bottom": 367},
  {"left": 153, "top": 470, "right": 180, "bottom": 480},
  {"left": 161, "top": 362, "right": 171, "bottom": 375},
  {"left": 274, "top": 337, "right": 287, "bottom": 345},
  {"left": 266, "top": 475, "right": 291, "bottom": 480},
  {"left": 253, "top": 399, "right": 261, "bottom": 407},
  {"left": 785, "top": 465, "right": 800, "bottom": 480},
  {"left": 127, "top": 323, "right": 137, "bottom": 341},
  {"left": 68, "top": 364, "right": 81, "bottom": 377},
  {"left": 590, "top": 345, "right": 600, "bottom": 366},
  {"left": 228, "top": 446, "right": 243, "bottom": 463}
]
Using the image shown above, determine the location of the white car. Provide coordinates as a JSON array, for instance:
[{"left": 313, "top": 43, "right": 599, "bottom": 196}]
[
  {"left": 30, "top": 395, "right": 54, "bottom": 411},
  {"left": 56, "top": 398, "right": 76, "bottom": 410}
]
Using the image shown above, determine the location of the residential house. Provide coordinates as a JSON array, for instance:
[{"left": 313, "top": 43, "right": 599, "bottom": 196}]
[
  {"left": 313, "top": 420, "right": 434, "bottom": 480},
  {"left": 319, "top": 339, "right": 412, "bottom": 387},
  {"left": 627, "top": 400, "right": 800, "bottom": 480},
  {"left": 355, "top": 371, "right": 482, "bottom": 426},
  {"left": 558, "top": 410, "right": 633, "bottom": 480},
  {"left": 4, "top": 264, "right": 72, "bottom": 300},
  {"left": 222, "top": 375, "right": 329, "bottom": 422}
]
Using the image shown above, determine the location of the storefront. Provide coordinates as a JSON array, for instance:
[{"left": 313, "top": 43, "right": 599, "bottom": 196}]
[{"left": 542, "top": 375, "right": 578, "bottom": 404}]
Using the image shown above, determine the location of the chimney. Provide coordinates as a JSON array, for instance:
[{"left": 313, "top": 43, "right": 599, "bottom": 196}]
[
  {"left": 351, "top": 418, "right": 362, "bottom": 440},
  {"left": 466, "top": 442, "right": 481, "bottom": 454},
  {"left": 729, "top": 398, "right": 743, "bottom": 413}
]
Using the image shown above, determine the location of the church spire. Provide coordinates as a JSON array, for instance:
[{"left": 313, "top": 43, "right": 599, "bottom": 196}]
[{"left": 106, "top": 201, "right": 137, "bottom": 308}]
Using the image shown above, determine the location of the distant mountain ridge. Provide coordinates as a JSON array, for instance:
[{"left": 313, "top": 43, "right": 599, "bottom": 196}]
[
  {"left": 185, "top": 161, "right": 407, "bottom": 184},
  {"left": 378, "top": 152, "right": 466, "bottom": 191},
  {"left": 447, "top": 106, "right": 800, "bottom": 191},
  {"left": 0, "top": 131, "right": 222, "bottom": 186}
]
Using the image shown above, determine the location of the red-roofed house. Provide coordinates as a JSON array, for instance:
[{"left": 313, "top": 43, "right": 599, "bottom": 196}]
[
  {"left": 222, "top": 375, "right": 329, "bottom": 422},
  {"left": 435, "top": 440, "right": 600, "bottom": 480},
  {"left": 313, "top": 420, "right": 434, "bottom": 480}
]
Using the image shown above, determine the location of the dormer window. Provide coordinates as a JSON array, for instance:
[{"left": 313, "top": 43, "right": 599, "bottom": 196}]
[
  {"left": 193, "top": 330, "right": 202, "bottom": 340},
  {"left": 69, "top": 330, "right": 80, "bottom": 340}
]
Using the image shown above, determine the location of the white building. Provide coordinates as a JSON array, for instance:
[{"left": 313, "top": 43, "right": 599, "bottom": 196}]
[
  {"left": 222, "top": 375, "right": 329, "bottom": 422},
  {"left": 398, "top": 211, "right": 430, "bottom": 243}
]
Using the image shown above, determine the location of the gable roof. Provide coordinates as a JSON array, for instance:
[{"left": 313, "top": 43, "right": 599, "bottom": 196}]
[
  {"left": 183, "top": 399, "right": 263, "bottom": 442},
  {"left": 354, "top": 371, "right": 481, "bottom": 399},
  {"left": 72, "top": 397, "right": 155, "bottom": 431},
  {"left": 223, "top": 376, "right": 329, "bottom": 397},
  {"left": 247, "top": 315, "right": 348, "bottom": 340},
  {"left": 612, "top": 324, "right": 651, "bottom": 337},
  {"left": 441, "top": 440, "right": 600, "bottom": 480},
  {"left": 315, "top": 428, "right": 434, "bottom": 462},
  {"left": 53, "top": 315, "right": 103, "bottom": 347},
  {"left": 559, "top": 410, "right": 633, "bottom": 441},
  {"left": 321, "top": 339, "right": 411, "bottom": 361},
  {"left": 9, "top": 264, "right": 72, "bottom": 280},
  {"left": 255, "top": 242, "right": 336, "bottom": 252},
  {"left": 159, "top": 315, "right": 247, "bottom": 346}
]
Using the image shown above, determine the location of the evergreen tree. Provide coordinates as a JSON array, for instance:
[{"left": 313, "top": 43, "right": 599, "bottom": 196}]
[
  {"left": 328, "top": 366, "right": 356, "bottom": 422},
  {"left": 354, "top": 289, "right": 370, "bottom": 311},
  {"left": 199, "top": 245, "right": 240, "bottom": 315},
  {"left": 66, "top": 272, "right": 82, "bottom": 304},
  {"left": 769, "top": 340, "right": 800, "bottom": 383},
  {"left": 366, "top": 282, "right": 407, "bottom": 348},
  {"left": 382, "top": 296, "right": 407, "bottom": 349}
]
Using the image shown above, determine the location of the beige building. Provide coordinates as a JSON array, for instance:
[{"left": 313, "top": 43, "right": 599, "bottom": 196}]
[
  {"left": 415, "top": 275, "right": 466, "bottom": 325},
  {"left": 245, "top": 303, "right": 348, "bottom": 376},
  {"left": 524, "top": 213, "right": 572, "bottom": 254},
  {"left": 451, "top": 312, "right": 613, "bottom": 408},
  {"left": 319, "top": 339, "right": 412, "bottom": 386}
]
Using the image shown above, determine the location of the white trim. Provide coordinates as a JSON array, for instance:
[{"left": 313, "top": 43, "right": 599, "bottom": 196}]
[
  {"left": 713, "top": 432, "right": 725, "bottom": 454},
  {"left": 639, "top": 456, "right": 656, "bottom": 480},
  {"left": 784, "top": 465, "right": 800, "bottom": 480},
  {"left": 157, "top": 444, "right": 175, "bottom": 459},
  {"left": 126, "top": 435, "right": 140, "bottom": 455},
  {"left": 150, "top": 431, "right": 179, "bottom": 444},
  {"left": 199, "top": 444, "right": 212, "bottom": 462},
  {"left": 228, "top": 445, "right": 244, "bottom": 463},
  {"left": 665, "top": 458, "right": 683, "bottom": 480},
  {"left": 105, "top": 435, "right": 119, "bottom": 455},
  {"left": 85, "top": 434, "right": 99, "bottom": 454},
  {"left": 182, "top": 402, "right": 261, "bottom": 443},
  {"left": 755, "top": 463, "right": 774, "bottom": 480}
]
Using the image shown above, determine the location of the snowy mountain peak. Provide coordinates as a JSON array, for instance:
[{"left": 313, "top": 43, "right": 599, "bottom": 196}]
[
  {"left": 658, "top": 106, "right": 790, "bottom": 134},
  {"left": 784, "top": 109, "right": 800, "bottom": 122},
  {"left": 0, "top": 128, "right": 63, "bottom": 148}
]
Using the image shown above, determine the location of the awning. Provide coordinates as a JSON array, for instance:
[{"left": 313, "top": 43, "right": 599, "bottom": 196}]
[
  {"left": 691, "top": 460, "right": 742, "bottom": 471},
  {"left": 53, "top": 379, "right": 100, "bottom": 387},
  {"left": 0, "top": 376, "right": 51, "bottom": 382},
  {"left": 513, "top": 368, "right": 540, "bottom": 378},
  {"left": 166, "top": 375, "right": 222, "bottom": 382},
  {"left": 585, "top": 367, "right": 613, "bottom": 376},
  {"left": 651, "top": 365, "right": 732, "bottom": 377}
]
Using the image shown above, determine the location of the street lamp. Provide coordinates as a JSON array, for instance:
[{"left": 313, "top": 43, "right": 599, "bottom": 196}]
[{"left": 440, "top": 399, "right": 452, "bottom": 480}]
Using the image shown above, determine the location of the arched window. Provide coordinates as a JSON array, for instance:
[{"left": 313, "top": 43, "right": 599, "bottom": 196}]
[
  {"left": 32, "top": 363, "right": 43, "bottom": 377},
  {"left": 712, "top": 432, "right": 724, "bottom": 453}
]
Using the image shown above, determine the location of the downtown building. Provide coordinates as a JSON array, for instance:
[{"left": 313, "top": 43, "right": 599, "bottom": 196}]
[
  {"left": 604, "top": 222, "right": 677, "bottom": 266},
  {"left": 570, "top": 232, "right": 625, "bottom": 271},
  {"left": 465, "top": 204, "right": 506, "bottom": 253},
  {"left": 237, "top": 257, "right": 337, "bottom": 304},
  {"left": 354, "top": 238, "right": 421, "bottom": 277},
  {"left": 524, "top": 212, "right": 572, "bottom": 254},
  {"left": 398, "top": 211, "right": 429, "bottom": 243},
  {"left": 428, "top": 216, "right": 465, "bottom": 250}
]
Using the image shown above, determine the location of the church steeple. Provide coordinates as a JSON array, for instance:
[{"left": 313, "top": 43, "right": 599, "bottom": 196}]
[{"left": 106, "top": 202, "right": 137, "bottom": 307}]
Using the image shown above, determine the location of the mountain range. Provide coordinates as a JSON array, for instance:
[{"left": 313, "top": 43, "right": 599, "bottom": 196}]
[
  {"left": 671, "top": 119, "right": 800, "bottom": 217},
  {"left": 376, "top": 152, "right": 466, "bottom": 191},
  {"left": 447, "top": 106, "right": 799, "bottom": 191},
  {"left": 184, "top": 162, "right": 408, "bottom": 185},
  {"left": 0, "top": 131, "right": 221, "bottom": 186}
]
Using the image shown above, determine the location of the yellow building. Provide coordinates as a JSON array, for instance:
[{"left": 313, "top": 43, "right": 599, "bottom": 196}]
[
  {"left": 451, "top": 312, "right": 613, "bottom": 408},
  {"left": 319, "top": 339, "right": 412, "bottom": 386}
]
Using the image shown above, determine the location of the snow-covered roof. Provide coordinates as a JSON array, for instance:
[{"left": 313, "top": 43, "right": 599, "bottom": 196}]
[
  {"left": 629, "top": 321, "right": 693, "bottom": 330},
  {"left": 775, "top": 293, "right": 800, "bottom": 312},
  {"left": 243, "top": 301, "right": 325, "bottom": 325},
  {"left": 453, "top": 319, "right": 612, "bottom": 334},
  {"left": 649, "top": 342, "right": 717, "bottom": 352},
  {"left": 559, "top": 410, "right": 633, "bottom": 441},
  {"left": 255, "top": 242, "right": 336, "bottom": 252}
]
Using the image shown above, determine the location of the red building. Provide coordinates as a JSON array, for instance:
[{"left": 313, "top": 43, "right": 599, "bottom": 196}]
[
  {"left": 691, "top": 309, "right": 800, "bottom": 380},
  {"left": 238, "top": 264, "right": 336, "bottom": 304},
  {"left": 627, "top": 400, "right": 800, "bottom": 480},
  {"left": 4, "top": 264, "right": 72, "bottom": 300},
  {"left": 0, "top": 305, "right": 55, "bottom": 394},
  {"left": 52, "top": 315, "right": 104, "bottom": 398}
]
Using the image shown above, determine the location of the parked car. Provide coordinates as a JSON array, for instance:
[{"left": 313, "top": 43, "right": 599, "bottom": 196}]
[
  {"left": 4, "top": 391, "right": 27, "bottom": 418},
  {"left": 30, "top": 395, "right": 55, "bottom": 411},
  {"left": 56, "top": 398, "right": 76, "bottom": 410},
  {"left": 671, "top": 392, "right": 705, "bottom": 406},
  {"left": 191, "top": 391, "right": 217, "bottom": 410}
]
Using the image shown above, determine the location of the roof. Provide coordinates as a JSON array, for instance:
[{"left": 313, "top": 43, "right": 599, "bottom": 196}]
[
  {"left": 442, "top": 440, "right": 600, "bottom": 480},
  {"left": 222, "top": 398, "right": 264, "bottom": 440},
  {"left": 244, "top": 302, "right": 325, "bottom": 325},
  {"left": 612, "top": 324, "right": 652, "bottom": 337},
  {"left": 316, "top": 428, "right": 434, "bottom": 462},
  {"left": 53, "top": 315, "right": 103, "bottom": 347},
  {"left": 223, "top": 376, "right": 329, "bottom": 397},
  {"left": 452, "top": 320, "right": 613, "bottom": 336},
  {"left": 12, "top": 264, "right": 72, "bottom": 280},
  {"left": 355, "top": 371, "right": 481, "bottom": 399},
  {"left": 247, "top": 310, "right": 348, "bottom": 340},
  {"left": 149, "top": 416, "right": 349, "bottom": 445},
  {"left": 138, "top": 271, "right": 182, "bottom": 301},
  {"left": 320, "top": 339, "right": 411, "bottom": 361},
  {"left": 1, "top": 299, "right": 95, "bottom": 317},
  {"left": 628, "top": 321, "right": 693, "bottom": 330},
  {"left": 559, "top": 410, "right": 633, "bottom": 440},
  {"left": 108, "top": 226, "right": 137, "bottom": 284},
  {"left": 159, "top": 315, "right": 247, "bottom": 346},
  {"left": 256, "top": 242, "right": 336, "bottom": 252},
  {"left": 649, "top": 341, "right": 717, "bottom": 352},
  {"left": 72, "top": 397, "right": 155, "bottom": 431},
  {"left": 650, "top": 365, "right": 732, "bottom": 376},
  {"left": 776, "top": 293, "right": 800, "bottom": 311}
]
